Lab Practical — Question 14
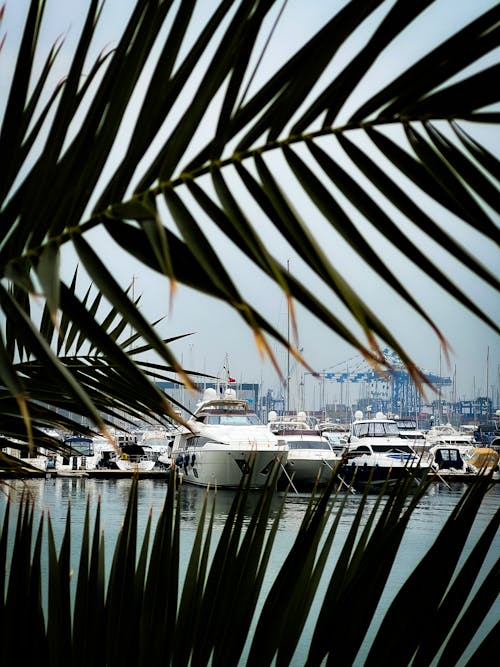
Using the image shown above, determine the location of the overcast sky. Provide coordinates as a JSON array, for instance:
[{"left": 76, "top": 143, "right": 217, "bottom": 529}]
[{"left": 1, "top": 1, "right": 499, "bottom": 410}]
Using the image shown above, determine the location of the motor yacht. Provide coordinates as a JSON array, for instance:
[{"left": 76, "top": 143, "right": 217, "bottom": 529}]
[
  {"left": 340, "top": 411, "right": 431, "bottom": 488},
  {"left": 394, "top": 417, "right": 427, "bottom": 453},
  {"left": 268, "top": 411, "right": 342, "bottom": 488},
  {"left": 425, "top": 423, "right": 476, "bottom": 451},
  {"left": 170, "top": 388, "right": 288, "bottom": 488}
]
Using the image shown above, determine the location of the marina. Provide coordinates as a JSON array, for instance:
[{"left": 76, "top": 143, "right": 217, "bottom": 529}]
[
  {"left": 1, "top": 406, "right": 498, "bottom": 487},
  {"left": 1, "top": 357, "right": 498, "bottom": 487},
  {"left": 0, "top": 2, "right": 497, "bottom": 664}
]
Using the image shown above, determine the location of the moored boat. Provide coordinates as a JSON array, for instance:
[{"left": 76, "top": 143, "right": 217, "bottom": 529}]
[
  {"left": 170, "top": 387, "right": 288, "bottom": 488},
  {"left": 140, "top": 427, "right": 175, "bottom": 467},
  {"left": 425, "top": 423, "right": 476, "bottom": 451},
  {"left": 268, "top": 411, "right": 342, "bottom": 488},
  {"left": 429, "top": 444, "right": 499, "bottom": 482},
  {"left": 340, "top": 411, "right": 431, "bottom": 488},
  {"left": 318, "top": 420, "right": 350, "bottom": 449},
  {"left": 115, "top": 443, "right": 157, "bottom": 471},
  {"left": 395, "top": 417, "right": 427, "bottom": 452}
]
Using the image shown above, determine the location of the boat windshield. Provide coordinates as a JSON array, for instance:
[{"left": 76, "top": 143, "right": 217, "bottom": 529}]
[
  {"left": 399, "top": 432, "right": 426, "bottom": 440},
  {"left": 203, "top": 414, "right": 262, "bottom": 425},
  {"left": 396, "top": 419, "right": 418, "bottom": 430},
  {"left": 352, "top": 421, "right": 400, "bottom": 438},
  {"left": 65, "top": 438, "right": 94, "bottom": 456},
  {"left": 288, "top": 440, "right": 332, "bottom": 451}
]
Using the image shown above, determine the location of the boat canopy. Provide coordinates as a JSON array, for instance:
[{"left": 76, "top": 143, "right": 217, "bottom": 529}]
[
  {"left": 352, "top": 420, "right": 400, "bottom": 438},
  {"left": 468, "top": 448, "right": 499, "bottom": 470}
]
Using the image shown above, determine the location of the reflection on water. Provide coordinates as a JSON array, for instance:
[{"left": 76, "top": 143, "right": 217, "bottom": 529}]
[
  {"left": 1, "top": 478, "right": 498, "bottom": 666},
  {"left": 1, "top": 476, "right": 498, "bottom": 545}
]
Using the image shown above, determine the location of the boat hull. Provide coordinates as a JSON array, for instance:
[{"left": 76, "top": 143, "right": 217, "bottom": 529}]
[
  {"left": 339, "top": 459, "right": 429, "bottom": 487},
  {"left": 115, "top": 458, "right": 156, "bottom": 472},
  {"left": 174, "top": 446, "right": 286, "bottom": 489},
  {"left": 285, "top": 454, "right": 341, "bottom": 486}
]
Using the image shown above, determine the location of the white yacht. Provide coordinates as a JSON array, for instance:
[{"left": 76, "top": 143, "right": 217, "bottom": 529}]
[
  {"left": 137, "top": 427, "right": 176, "bottom": 469},
  {"left": 114, "top": 443, "right": 157, "bottom": 471},
  {"left": 341, "top": 411, "right": 431, "bottom": 488},
  {"left": 394, "top": 417, "right": 427, "bottom": 452},
  {"left": 425, "top": 423, "right": 476, "bottom": 452},
  {"left": 170, "top": 388, "right": 288, "bottom": 488},
  {"left": 268, "top": 411, "right": 342, "bottom": 488},
  {"left": 318, "top": 420, "right": 350, "bottom": 448}
]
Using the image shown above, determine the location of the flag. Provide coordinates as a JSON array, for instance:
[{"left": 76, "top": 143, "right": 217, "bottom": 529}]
[{"left": 228, "top": 376, "right": 236, "bottom": 383}]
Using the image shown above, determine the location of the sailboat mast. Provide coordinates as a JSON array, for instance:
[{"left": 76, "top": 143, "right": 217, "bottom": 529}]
[
  {"left": 486, "top": 346, "right": 489, "bottom": 419},
  {"left": 286, "top": 259, "right": 290, "bottom": 414}
]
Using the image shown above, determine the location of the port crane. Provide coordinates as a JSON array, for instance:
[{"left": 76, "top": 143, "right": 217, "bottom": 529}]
[{"left": 319, "top": 350, "right": 452, "bottom": 416}]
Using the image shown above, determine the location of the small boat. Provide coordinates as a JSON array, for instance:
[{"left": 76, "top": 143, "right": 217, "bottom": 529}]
[
  {"left": 465, "top": 447, "right": 499, "bottom": 480},
  {"left": 340, "top": 411, "right": 431, "bottom": 488},
  {"left": 115, "top": 443, "right": 157, "bottom": 472},
  {"left": 268, "top": 411, "right": 342, "bottom": 488},
  {"left": 170, "top": 387, "right": 288, "bottom": 488},
  {"left": 140, "top": 427, "right": 176, "bottom": 468},
  {"left": 429, "top": 444, "right": 476, "bottom": 475},
  {"left": 429, "top": 445, "right": 499, "bottom": 481}
]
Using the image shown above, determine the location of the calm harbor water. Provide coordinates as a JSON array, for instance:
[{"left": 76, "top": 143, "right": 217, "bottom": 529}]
[{"left": 1, "top": 477, "right": 498, "bottom": 666}]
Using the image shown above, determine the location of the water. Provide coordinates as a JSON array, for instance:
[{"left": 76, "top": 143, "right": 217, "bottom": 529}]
[{"left": 1, "top": 477, "right": 498, "bottom": 666}]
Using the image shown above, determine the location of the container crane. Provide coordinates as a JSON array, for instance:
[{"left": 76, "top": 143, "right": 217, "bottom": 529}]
[{"left": 319, "top": 350, "right": 452, "bottom": 416}]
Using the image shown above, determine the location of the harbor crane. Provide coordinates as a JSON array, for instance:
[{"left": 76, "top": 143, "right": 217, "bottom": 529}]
[{"left": 319, "top": 350, "right": 452, "bottom": 416}]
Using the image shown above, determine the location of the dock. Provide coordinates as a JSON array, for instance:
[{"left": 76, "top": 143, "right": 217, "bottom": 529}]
[{"left": 0, "top": 468, "right": 171, "bottom": 480}]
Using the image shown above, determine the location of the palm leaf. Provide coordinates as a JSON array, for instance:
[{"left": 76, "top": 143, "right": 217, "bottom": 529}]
[{"left": 365, "top": 478, "right": 498, "bottom": 666}]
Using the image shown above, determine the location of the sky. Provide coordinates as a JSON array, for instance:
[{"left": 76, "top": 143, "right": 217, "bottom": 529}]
[{"left": 1, "top": 0, "right": 499, "bottom": 410}]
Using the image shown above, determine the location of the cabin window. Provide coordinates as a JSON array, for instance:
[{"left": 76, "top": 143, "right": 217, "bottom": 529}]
[
  {"left": 439, "top": 449, "right": 459, "bottom": 462},
  {"left": 188, "top": 436, "right": 225, "bottom": 447},
  {"left": 288, "top": 440, "right": 332, "bottom": 451}
]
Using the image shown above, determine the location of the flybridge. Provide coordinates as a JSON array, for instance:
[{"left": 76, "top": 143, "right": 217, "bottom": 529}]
[
  {"left": 199, "top": 400, "right": 249, "bottom": 413},
  {"left": 351, "top": 420, "right": 401, "bottom": 439}
]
